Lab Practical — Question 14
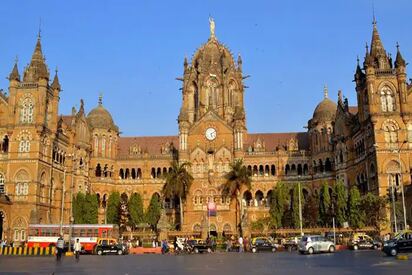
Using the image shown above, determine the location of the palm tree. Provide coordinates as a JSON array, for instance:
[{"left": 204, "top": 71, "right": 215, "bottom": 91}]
[
  {"left": 163, "top": 160, "right": 193, "bottom": 230},
  {"left": 221, "top": 159, "right": 252, "bottom": 236}
]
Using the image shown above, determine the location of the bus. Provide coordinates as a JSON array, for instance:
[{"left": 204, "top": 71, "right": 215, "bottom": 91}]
[{"left": 27, "top": 224, "right": 119, "bottom": 253}]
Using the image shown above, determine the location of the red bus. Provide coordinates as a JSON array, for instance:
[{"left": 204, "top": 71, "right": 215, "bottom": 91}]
[{"left": 27, "top": 224, "right": 119, "bottom": 253}]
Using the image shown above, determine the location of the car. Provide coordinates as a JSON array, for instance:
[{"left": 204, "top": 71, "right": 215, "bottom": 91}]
[
  {"left": 298, "top": 235, "right": 335, "bottom": 255},
  {"left": 348, "top": 233, "right": 381, "bottom": 250},
  {"left": 187, "top": 239, "right": 213, "bottom": 253},
  {"left": 382, "top": 230, "right": 412, "bottom": 256},
  {"left": 94, "top": 238, "right": 127, "bottom": 255},
  {"left": 284, "top": 236, "right": 300, "bottom": 251},
  {"left": 250, "top": 237, "right": 277, "bottom": 253}
]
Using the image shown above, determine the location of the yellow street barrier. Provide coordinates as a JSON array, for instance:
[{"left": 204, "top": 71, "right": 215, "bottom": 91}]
[{"left": 23, "top": 247, "right": 27, "bottom": 255}]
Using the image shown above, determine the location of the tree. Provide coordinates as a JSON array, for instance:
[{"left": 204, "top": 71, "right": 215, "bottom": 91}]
[
  {"left": 292, "top": 184, "right": 301, "bottom": 229},
  {"left": 221, "top": 159, "right": 252, "bottom": 235},
  {"left": 83, "top": 193, "right": 98, "bottom": 224},
  {"left": 128, "top": 193, "right": 145, "bottom": 227},
  {"left": 269, "top": 182, "right": 288, "bottom": 228},
  {"left": 348, "top": 186, "right": 364, "bottom": 229},
  {"left": 162, "top": 160, "right": 193, "bottom": 230},
  {"left": 106, "top": 192, "right": 121, "bottom": 224},
  {"left": 319, "top": 183, "right": 331, "bottom": 227},
  {"left": 146, "top": 194, "right": 161, "bottom": 230},
  {"left": 72, "top": 192, "right": 85, "bottom": 224},
  {"left": 333, "top": 180, "right": 347, "bottom": 227},
  {"left": 360, "top": 193, "right": 387, "bottom": 230},
  {"left": 303, "top": 190, "right": 319, "bottom": 228}
]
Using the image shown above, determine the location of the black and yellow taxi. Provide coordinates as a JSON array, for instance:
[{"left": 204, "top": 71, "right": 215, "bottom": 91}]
[{"left": 250, "top": 237, "right": 277, "bottom": 253}]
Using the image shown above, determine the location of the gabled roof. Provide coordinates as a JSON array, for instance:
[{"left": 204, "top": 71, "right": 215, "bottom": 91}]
[
  {"left": 246, "top": 132, "right": 309, "bottom": 151},
  {"left": 118, "top": 136, "right": 179, "bottom": 157}
]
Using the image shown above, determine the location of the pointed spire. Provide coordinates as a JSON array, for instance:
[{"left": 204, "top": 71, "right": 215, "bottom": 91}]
[
  {"left": 23, "top": 35, "right": 49, "bottom": 81},
  {"left": 184, "top": 56, "right": 188, "bottom": 69},
  {"left": 395, "top": 42, "right": 406, "bottom": 68},
  {"left": 9, "top": 56, "right": 20, "bottom": 81},
  {"left": 323, "top": 85, "right": 328, "bottom": 99},
  {"left": 51, "top": 67, "right": 61, "bottom": 90},
  {"left": 369, "top": 19, "right": 390, "bottom": 69}
]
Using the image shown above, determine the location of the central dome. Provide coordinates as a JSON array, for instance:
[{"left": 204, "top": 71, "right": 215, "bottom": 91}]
[
  {"left": 191, "top": 38, "right": 236, "bottom": 71},
  {"left": 313, "top": 98, "right": 337, "bottom": 122},
  {"left": 87, "top": 98, "right": 118, "bottom": 131}
]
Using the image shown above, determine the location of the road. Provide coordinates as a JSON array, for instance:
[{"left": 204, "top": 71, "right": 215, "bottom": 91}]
[{"left": 0, "top": 250, "right": 411, "bottom": 275}]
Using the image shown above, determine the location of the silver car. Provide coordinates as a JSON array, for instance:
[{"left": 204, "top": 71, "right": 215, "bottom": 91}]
[{"left": 298, "top": 235, "right": 335, "bottom": 254}]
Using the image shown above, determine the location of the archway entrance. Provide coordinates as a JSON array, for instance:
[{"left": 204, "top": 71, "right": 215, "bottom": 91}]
[{"left": 209, "top": 224, "right": 217, "bottom": 238}]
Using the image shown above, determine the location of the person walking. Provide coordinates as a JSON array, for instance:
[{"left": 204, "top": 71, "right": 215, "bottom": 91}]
[
  {"left": 74, "top": 238, "right": 81, "bottom": 262},
  {"left": 238, "top": 236, "right": 244, "bottom": 253},
  {"left": 56, "top": 235, "right": 65, "bottom": 261}
]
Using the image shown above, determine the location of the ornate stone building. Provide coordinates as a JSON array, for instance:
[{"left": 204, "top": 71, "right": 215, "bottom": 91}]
[{"left": 1, "top": 20, "right": 411, "bottom": 243}]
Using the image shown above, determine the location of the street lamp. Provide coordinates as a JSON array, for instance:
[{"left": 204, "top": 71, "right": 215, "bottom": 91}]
[
  {"left": 297, "top": 176, "right": 303, "bottom": 236},
  {"left": 59, "top": 167, "right": 66, "bottom": 236},
  {"left": 68, "top": 216, "right": 74, "bottom": 252}
]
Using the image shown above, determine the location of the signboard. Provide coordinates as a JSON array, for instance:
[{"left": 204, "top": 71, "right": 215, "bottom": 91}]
[{"left": 207, "top": 202, "right": 216, "bottom": 217}]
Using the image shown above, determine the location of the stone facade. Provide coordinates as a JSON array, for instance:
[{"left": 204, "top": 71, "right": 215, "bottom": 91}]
[{"left": 1, "top": 21, "right": 412, "bottom": 243}]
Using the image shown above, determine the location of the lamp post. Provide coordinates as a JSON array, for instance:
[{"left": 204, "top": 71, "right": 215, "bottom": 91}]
[
  {"left": 297, "top": 178, "right": 303, "bottom": 236},
  {"left": 68, "top": 216, "right": 74, "bottom": 252},
  {"left": 59, "top": 167, "right": 66, "bottom": 236}
]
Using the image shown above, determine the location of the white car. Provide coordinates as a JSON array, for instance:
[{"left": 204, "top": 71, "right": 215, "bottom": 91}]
[{"left": 298, "top": 235, "right": 335, "bottom": 254}]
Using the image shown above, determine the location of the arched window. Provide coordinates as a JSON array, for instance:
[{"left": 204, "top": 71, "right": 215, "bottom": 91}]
[
  {"left": 15, "top": 170, "right": 29, "bottom": 197},
  {"left": 383, "top": 121, "right": 398, "bottom": 144},
  {"left": 20, "top": 98, "right": 34, "bottom": 123},
  {"left": 94, "top": 136, "right": 99, "bottom": 157},
  {"left": 95, "top": 164, "right": 102, "bottom": 177},
  {"left": 101, "top": 137, "right": 106, "bottom": 157},
  {"left": 270, "top": 165, "right": 276, "bottom": 176},
  {"left": 18, "top": 139, "right": 30, "bottom": 153},
  {"left": 380, "top": 86, "right": 395, "bottom": 112},
  {"left": 0, "top": 173, "right": 5, "bottom": 194}
]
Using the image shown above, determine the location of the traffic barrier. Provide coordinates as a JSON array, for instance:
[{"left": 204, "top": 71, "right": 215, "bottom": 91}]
[
  {"left": 0, "top": 246, "right": 53, "bottom": 256},
  {"left": 397, "top": 255, "right": 409, "bottom": 260},
  {"left": 129, "top": 247, "right": 162, "bottom": 254}
]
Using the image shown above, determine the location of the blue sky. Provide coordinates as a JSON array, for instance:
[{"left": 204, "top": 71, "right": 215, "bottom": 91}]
[{"left": 0, "top": 0, "right": 410, "bottom": 136}]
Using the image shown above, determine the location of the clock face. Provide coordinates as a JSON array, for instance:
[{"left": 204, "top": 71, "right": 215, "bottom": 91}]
[{"left": 205, "top": 127, "right": 217, "bottom": 141}]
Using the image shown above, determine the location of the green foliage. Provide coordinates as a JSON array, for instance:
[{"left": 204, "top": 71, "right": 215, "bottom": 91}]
[
  {"left": 163, "top": 161, "right": 194, "bottom": 201},
  {"left": 269, "top": 182, "right": 289, "bottom": 229},
  {"left": 319, "top": 183, "right": 331, "bottom": 227},
  {"left": 145, "top": 194, "right": 161, "bottom": 230},
  {"left": 292, "top": 184, "right": 301, "bottom": 229},
  {"left": 84, "top": 193, "right": 98, "bottom": 224},
  {"left": 360, "top": 193, "right": 387, "bottom": 230},
  {"left": 333, "top": 180, "right": 347, "bottom": 227},
  {"left": 303, "top": 190, "right": 319, "bottom": 227},
  {"left": 107, "top": 192, "right": 121, "bottom": 224},
  {"left": 221, "top": 159, "right": 252, "bottom": 198},
  {"left": 348, "top": 186, "right": 364, "bottom": 229},
  {"left": 128, "top": 193, "right": 145, "bottom": 226},
  {"left": 72, "top": 192, "right": 98, "bottom": 224},
  {"left": 72, "top": 192, "right": 85, "bottom": 224}
]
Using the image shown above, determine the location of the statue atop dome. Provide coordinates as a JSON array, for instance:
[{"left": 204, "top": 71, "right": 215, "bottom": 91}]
[{"left": 209, "top": 16, "right": 216, "bottom": 39}]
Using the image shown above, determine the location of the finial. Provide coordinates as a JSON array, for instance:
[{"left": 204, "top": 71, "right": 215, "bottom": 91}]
[
  {"left": 55, "top": 66, "right": 58, "bottom": 75},
  {"left": 38, "top": 18, "right": 42, "bottom": 39},
  {"left": 357, "top": 55, "right": 360, "bottom": 66},
  {"left": 338, "top": 90, "right": 343, "bottom": 101},
  {"left": 15, "top": 55, "right": 18, "bottom": 65},
  {"left": 396, "top": 41, "right": 400, "bottom": 51},
  {"left": 372, "top": 1, "right": 377, "bottom": 26},
  {"left": 98, "top": 93, "right": 103, "bottom": 105},
  {"left": 323, "top": 85, "right": 328, "bottom": 99}
]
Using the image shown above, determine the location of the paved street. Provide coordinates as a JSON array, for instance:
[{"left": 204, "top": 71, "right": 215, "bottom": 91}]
[{"left": 0, "top": 250, "right": 411, "bottom": 275}]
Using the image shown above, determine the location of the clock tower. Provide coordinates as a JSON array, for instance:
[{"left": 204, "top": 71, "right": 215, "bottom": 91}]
[{"left": 177, "top": 20, "right": 247, "bottom": 232}]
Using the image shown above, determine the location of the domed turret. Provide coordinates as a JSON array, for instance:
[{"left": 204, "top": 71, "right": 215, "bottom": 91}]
[
  {"left": 312, "top": 86, "right": 337, "bottom": 124},
  {"left": 87, "top": 95, "right": 118, "bottom": 132}
]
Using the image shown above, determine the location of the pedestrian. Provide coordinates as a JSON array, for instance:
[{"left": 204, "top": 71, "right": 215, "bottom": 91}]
[
  {"left": 238, "top": 236, "right": 244, "bottom": 253},
  {"left": 226, "top": 238, "right": 232, "bottom": 252},
  {"left": 56, "top": 235, "right": 64, "bottom": 261},
  {"left": 74, "top": 238, "right": 81, "bottom": 262}
]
